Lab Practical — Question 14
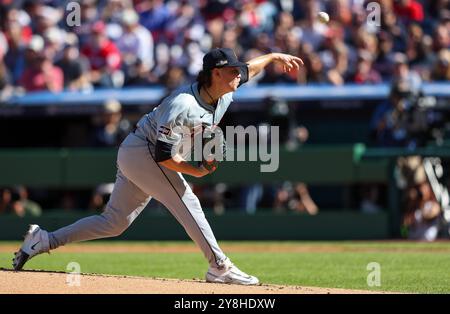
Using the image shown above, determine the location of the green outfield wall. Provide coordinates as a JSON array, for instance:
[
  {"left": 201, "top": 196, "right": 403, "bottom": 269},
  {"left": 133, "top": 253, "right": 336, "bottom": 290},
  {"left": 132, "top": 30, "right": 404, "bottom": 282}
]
[
  {"left": 0, "top": 211, "right": 389, "bottom": 240},
  {"left": 2, "top": 145, "right": 448, "bottom": 239},
  {"left": 0, "top": 145, "right": 389, "bottom": 187}
]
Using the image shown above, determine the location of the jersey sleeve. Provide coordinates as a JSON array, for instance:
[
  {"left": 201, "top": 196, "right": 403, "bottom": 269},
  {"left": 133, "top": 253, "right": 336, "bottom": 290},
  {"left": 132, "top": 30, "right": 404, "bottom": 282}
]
[
  {"left": 238, "top": 64, "right": 249, "bottom": 87},
  {"left": 156, "top": 100, "right": 191, "bottom": 146}
]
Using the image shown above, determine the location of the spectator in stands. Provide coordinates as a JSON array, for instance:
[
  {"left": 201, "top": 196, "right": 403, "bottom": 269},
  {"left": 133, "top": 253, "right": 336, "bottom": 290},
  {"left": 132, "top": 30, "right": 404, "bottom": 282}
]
[
  {"left": 199, "top": 0, "right": 236, "bottom": 22},
  {"left": 123, "top": 58, "right": 154, "bottom": 87},
  {"left": 273, "top": 182, "right": 290, "bottom": 213},
  {"left": 42, "top": 26, "right": 66, "bottom": 62},
  {"left": 193, "top": 183, "right": 228, "bottom": 216},
  {"left": 90, "top": 99, "right": 130, "bottom": 147},
  {"left": 380, "top": 2, "right": 404, "bottom": 51},
  {"left": 406, "top": 23, "right": 428, "bottom": 65},
  {"left": 393, "top": 0, "right": 424, "bottom": 24},
  {"left": 350, "top": 50, "right": 382, "bottom": 84},
  {"left": 353, "top": 28, "right": 379, "bottom": 65},
  {"left": 273, "top": 0, "right": 303, "bottom": 21},
  {"left": 286, "top": 125, "right": 310, "bottom": 151},
  {"left": 374, "top": 32, "right": 396, "bottom": 80},
  {"left": 55, "top": 34, "right": 91, "bottom": 91},
  {"left": 238, "top": 184, "right": 263, "bottom": 215},
  {"left": 2, "top": 8, "right": 31, "bottom": 85},
  {"left": 399, "top": 156, "right": 441, "bottom": 241},
  {"left": 19, "top": 1, "right": 37, "bottom": 29},
  {"left": 10, "top": 186, "right": 42, "bottom": 218},
  {"left": 405, "top": 23, "right": 435, "bottom": 79},
  {"left": 204, "top": 14, "right": 226, "bottom": 49},
  {"left": 304, "top": 51, "right": 328, "bottom": 84},
  {"left": 19, "top": 35, "right": 64, "bottom": 93},
  {"left": 88, "top": 183, "right": 114, "bottom": 212},
  {"left": 325, "top": 39, "right": 349, "bottom": 85},
  {"left": 432, "top": 21, "right": 449, "bottom": 52},
  {"left": 101, "top": 0, "right": 134, "bottom": 26},
  {"left": 220, "top": 25, "right": 244, "bottom": 59},
  {"left": 0, "top": 48, "right": 14, "bottom": 102},
  {"left": 148, "top": 42, "right": 170, "bottom": 83},
  {"left": 117, "top": 9, "right": 154, "bottom": 86},
  {"left": 391, "top": 52, "right": 422, "bottom": 91},
  {"left": 431, "top": 49, "right": 450, "bottom": 81},
  {"left": 315, "top": 24, "right": 348, "bottom": 84},
  {"left": 371, "top": 79, "right": 415, "bottom": 147},
  {"left": 297, "top": 0, "right": 327, "bottom": 51},
  {"left": 360, "top": 184, "right": 383, "bottom": 214},
  {"left": 165, "top": 1, "right": 205, "bottom": 47},
  {"left": 236, "top": 0, "right": 267, "bottom": 40},
  {"left": 328, "top": 0, "right": 352, "bottom": 27},
  {"left": 182, "top": 35, "right": 209, "bottom": 79},
  {"left": 292, "top": 183, "right": 318, "bottom": 215},
  {"left": 70, "top": 0, "right": 100, "bottom": 47},
  {"left": 428, "top": 0, "right": 450, "bottom": 21},
  {"left": 34, "top": 5, "right": 62, "bottom": 37},
  {"left": 81, "top": 21, "right": 123, "bottom": 88},
  {"left": 273, "top": 182, "right": 318, "bottom": 215},
  {"left": 136, "top": 0, "right": 174, "bottom": 43},
  {"left": 0, "top": 188, "right": 12, "bottom": 214},
  {"left": 159, "top": 64, "right": 188, "bottom": 92},
  {"left": 285, "top": 28, "right": 301, "bottom": 58},
  {"left": 253, "top": 32, "right": 272, "bottom": 55}
]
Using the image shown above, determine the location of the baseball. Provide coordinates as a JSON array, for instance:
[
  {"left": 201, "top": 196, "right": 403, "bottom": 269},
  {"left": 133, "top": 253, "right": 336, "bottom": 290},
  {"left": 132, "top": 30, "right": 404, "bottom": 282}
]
[{"left": 317, "top": 11, "right": 330, "bottom": 24}]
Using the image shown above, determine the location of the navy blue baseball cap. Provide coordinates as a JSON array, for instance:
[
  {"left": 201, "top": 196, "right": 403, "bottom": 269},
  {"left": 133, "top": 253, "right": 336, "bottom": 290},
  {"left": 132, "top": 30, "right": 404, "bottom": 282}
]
[{"left": 203, "top": 48, "right": 247, "bottom": 71}]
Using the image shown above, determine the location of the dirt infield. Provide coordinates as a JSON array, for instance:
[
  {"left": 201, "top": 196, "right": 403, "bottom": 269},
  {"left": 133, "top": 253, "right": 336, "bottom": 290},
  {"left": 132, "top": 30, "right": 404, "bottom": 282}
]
[
  {"left": 0, "top": 270, "right": 385, "bottom": 294},
  {"left": 0, "top": 242, "right": 405, "bottom": 294}
]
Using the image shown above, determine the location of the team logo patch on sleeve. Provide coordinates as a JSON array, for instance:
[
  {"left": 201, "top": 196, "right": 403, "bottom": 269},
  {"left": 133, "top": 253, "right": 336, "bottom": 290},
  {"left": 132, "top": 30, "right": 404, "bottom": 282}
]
[{"left": 158, "top": 125, "right": 171, "bottom": 135}]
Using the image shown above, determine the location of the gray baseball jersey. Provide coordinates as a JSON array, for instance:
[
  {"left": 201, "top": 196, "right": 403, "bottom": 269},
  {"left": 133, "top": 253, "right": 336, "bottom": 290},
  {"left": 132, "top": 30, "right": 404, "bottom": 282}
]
[
  {"left": 136, "top": 82, "right": 232, "bottom": 159},
  {"left": 47, "top": 81, "right": 244, "bottom": 269}
]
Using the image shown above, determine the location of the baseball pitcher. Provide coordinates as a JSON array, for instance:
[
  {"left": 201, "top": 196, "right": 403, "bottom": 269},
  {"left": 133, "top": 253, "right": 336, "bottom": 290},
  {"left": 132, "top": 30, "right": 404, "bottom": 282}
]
[{"left": 13, "top": 48, "right": 302, "bottom": 285}]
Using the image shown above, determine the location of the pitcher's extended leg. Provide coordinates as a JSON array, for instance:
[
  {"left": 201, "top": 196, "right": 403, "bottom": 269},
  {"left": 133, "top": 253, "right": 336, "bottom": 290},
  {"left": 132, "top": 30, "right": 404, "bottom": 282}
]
[{"left": 48, "top": 169, "right": 151, "bottom": 249}]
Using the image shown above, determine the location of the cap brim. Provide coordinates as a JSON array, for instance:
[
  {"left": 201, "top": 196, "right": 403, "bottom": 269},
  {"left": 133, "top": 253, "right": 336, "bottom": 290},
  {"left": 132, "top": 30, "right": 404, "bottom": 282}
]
[{"left": 223, "top": 61, "right": 247, "bottom": 68}]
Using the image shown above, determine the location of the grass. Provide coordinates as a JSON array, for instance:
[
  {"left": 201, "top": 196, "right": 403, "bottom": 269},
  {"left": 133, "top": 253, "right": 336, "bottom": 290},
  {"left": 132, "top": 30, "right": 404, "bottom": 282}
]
[{"left": 1, "top": 241, "right": 449, "bottom": 293}]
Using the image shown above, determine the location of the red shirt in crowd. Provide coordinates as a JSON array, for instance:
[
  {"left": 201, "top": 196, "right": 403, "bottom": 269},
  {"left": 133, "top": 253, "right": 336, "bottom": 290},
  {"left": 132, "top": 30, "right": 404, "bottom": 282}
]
[
  {"left": 81, "top": 41, "right": 121, "bottom": 71},
  {"left": 19, "top": 64, "right": 64, "bottom": 92},
  {"left": 394, "top": 0, "right": 424, "bottom": 22}
]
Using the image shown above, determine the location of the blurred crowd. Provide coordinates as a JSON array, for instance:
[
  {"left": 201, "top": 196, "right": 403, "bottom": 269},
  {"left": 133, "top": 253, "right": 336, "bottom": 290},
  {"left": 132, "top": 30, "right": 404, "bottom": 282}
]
[
  {"left": 0, "top": 0, "right": 449, "bottom": 100},
  {"left": 0, "top": 186, "right": 42, "bottom": 217}
]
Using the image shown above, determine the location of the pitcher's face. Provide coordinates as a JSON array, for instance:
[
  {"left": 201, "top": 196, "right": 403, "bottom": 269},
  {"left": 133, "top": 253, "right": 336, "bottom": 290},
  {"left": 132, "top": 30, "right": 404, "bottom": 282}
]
[{"left": 215, "top": 66, "right": 242, "bottom": 92}]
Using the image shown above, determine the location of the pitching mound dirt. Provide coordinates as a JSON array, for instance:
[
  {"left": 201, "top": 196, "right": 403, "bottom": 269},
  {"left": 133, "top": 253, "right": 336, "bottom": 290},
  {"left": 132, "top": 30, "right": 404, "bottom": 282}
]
[{"left": 0, "top": 270, "right": 386, "bottom": 294}]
